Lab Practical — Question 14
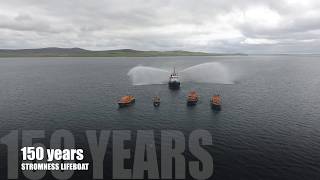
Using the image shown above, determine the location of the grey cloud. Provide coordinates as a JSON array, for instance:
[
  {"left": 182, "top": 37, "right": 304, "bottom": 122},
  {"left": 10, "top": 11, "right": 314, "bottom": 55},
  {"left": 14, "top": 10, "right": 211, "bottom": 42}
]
[
  {"left": 0, "top": 13, "right": 69, "bottom": 33},
  {"left": 0, "top": 0, "right": 319, "bottom": 53}
]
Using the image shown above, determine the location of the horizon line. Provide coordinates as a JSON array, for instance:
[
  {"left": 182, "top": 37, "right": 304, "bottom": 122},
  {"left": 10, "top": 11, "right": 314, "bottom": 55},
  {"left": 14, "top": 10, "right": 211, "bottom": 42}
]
[{"left": 0, "top": 47, "right": 319, "bottom": 55}]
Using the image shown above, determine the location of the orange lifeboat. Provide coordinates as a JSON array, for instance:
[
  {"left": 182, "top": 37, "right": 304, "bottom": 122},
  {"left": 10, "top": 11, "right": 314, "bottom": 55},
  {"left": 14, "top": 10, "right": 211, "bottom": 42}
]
[
  {"left": 118, "top": 95, "right": 135, "bottom": 107},
  {"left": 187, "top": 91, "right": 199, "bottom": 106},
  {"left": 211, "top": 95, "right": 221, "bottom": 110}
]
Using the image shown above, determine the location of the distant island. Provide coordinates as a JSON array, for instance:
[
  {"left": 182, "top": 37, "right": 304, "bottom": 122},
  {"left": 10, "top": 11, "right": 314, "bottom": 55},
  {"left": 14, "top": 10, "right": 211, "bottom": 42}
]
[{"left": 0, "top": 48, "right": 246, "bottom": 57}]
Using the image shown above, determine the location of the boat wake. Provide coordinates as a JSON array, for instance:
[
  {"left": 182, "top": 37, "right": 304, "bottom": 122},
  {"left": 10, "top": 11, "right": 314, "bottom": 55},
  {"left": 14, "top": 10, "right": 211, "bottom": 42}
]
[{"left": 127, "top": 62, "right": 234, "bottom": 85}]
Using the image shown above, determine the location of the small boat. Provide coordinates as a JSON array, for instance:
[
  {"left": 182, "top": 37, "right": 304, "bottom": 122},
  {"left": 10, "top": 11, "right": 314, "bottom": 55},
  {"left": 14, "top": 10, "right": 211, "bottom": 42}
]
[
  {"left": 211, "top": 95, "right": 221, "bottom": 110},
  {"left": 168, "top": 67, "right": 180, "bottom": 90},
  {"left": 118, "top": 95, "right": 135, "bottom": 108},
  {"left": 153, "top": 96, "right": 160, "bottom": 107},
  {"left": 187, "top": 91, "right": 199, "bottom": 106}
]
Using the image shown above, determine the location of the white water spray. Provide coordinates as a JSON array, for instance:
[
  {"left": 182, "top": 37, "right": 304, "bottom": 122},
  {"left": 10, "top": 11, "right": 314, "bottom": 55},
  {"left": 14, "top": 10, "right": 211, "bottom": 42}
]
[
  {"left": 127, "top": 66, "right": 170, "bottom": 85},
  {"left": 127, "top": 62, "right": 234, "bottom": 85},
  {"left": 180, "top": 62, "right": 233, "bottom": 84}
]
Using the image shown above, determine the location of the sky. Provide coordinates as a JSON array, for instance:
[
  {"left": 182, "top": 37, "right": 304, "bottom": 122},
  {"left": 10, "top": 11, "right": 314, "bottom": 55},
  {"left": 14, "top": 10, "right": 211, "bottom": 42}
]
[{"left": 0, "top": 0, "right": 320, "bottom": 53}]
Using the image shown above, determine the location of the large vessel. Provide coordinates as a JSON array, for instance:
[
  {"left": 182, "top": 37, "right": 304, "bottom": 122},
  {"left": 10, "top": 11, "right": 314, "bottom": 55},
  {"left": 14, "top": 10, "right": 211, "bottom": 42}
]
[
  {"left": 211, "top": 95, "right": 221, "bottom": 110},
  {"left": 168, "top": 68, "right": 180, "bottom": 90},
  {"left": 187, "top": 91, "right": 199, "bottom": 106},
  {"left": 118, "top": 95, "right": 135, "bottom": 108}
]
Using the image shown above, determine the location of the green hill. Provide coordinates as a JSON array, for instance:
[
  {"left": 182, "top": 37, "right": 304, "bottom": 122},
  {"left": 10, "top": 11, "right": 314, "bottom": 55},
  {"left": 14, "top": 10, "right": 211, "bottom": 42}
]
[{"left": 0, "top": 48, "right": 245, "bottom": 57}]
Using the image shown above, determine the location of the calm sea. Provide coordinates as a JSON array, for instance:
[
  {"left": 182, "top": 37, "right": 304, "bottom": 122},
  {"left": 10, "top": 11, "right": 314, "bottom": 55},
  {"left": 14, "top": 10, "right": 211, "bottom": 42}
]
[{"left": 0, "top": 56, "right": 319, "bottom": 179}]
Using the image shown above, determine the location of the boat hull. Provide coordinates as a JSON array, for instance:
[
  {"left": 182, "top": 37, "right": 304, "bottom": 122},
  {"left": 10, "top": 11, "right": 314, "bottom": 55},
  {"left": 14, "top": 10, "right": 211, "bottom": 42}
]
[
  {"left": 118, "top": 99, "right": 135, "bottom": 108},
  {"left": 168, "top": 81, "right": 180, "bottom": 90},
  {"left": 187, "top": 100, "right": 198, "bottom": 106},
  {"left": 153, "top": 102, "right": 160, "bottom": 107},
  {"left": 211, "top": 104, "right": 221, "bottom": 110}
]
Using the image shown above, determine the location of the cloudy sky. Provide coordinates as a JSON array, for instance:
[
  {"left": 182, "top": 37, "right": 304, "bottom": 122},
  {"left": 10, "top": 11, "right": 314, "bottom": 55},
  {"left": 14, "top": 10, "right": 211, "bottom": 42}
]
[{"left": 0, "top": 0, "right": 320, "bottom": 53}]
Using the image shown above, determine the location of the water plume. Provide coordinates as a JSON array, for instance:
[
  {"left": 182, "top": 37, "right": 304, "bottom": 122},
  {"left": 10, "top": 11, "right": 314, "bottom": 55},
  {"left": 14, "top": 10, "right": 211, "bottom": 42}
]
[
  {"left": 127, "top": 62, "right": 234, "bottom": 85},
  {"left": 127, "top": 66, "right": 170, "bottom": 85},
  {"left": 180, "top": 62, "right": 233, "bottom": 84}
]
